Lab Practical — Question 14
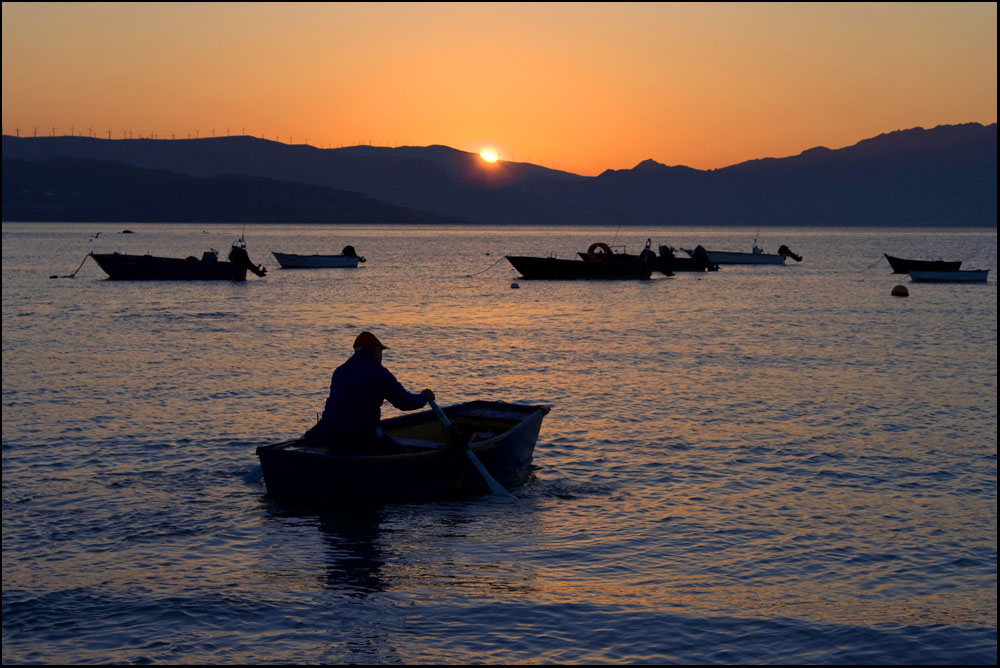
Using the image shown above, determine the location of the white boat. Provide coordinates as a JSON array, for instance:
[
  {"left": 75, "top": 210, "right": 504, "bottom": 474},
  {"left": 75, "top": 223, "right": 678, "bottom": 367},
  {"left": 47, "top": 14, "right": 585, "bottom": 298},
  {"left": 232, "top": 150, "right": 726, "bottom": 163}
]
[
  {"left": 272, "top": 247, "right": 366, "bottom": 269},
  {"left": 680, "top": 243, "right": 799, "bottom": 265},
  {"left": 909, "top": 269, "right": 989, "bottom": 283}
]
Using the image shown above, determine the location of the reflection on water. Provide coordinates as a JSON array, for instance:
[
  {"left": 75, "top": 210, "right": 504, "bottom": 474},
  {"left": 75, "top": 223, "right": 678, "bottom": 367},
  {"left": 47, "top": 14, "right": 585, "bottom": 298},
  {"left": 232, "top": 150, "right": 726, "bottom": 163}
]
[
  {"left": 2, "top": 223, "right": 996, "bottom": 664},
  {"left": 317, "top": 508, "right": 387, "bottom": 597}
]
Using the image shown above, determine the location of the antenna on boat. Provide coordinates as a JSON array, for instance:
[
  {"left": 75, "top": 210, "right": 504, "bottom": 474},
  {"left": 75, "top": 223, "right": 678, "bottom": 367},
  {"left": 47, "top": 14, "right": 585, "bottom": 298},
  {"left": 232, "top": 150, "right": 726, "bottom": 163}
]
[{"left": 611, "top": 215, "right": 626, "bottom": 246}]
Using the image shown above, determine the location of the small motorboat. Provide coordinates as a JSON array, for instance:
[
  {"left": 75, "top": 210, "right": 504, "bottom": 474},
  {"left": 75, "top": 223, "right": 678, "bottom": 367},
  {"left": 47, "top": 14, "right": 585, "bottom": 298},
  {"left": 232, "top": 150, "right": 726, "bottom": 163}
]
[
  {"left": 272, "top": 245, "right": 367, "bottom": 269},
  {"left": 908, "top": 269, "right": 989, "bottom": 283},
  {"left": 256, "top": 401, "right": 550, "bottom": 504},
  {"left": 884, "top": 254, "right": 962, "bottom": 274},
  {"left": 680, "top": 242, "right": 800, "bottom": 265},
  {"left": 89, "top": 239, "right": 267, "bottom": 281}
]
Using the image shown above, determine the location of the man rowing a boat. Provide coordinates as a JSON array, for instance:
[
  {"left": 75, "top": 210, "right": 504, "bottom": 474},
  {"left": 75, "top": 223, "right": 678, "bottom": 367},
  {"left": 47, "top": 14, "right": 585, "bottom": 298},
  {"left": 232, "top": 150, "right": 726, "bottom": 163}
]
[{"left": 312, "top": 331, "right": 435, "bottom": 454}]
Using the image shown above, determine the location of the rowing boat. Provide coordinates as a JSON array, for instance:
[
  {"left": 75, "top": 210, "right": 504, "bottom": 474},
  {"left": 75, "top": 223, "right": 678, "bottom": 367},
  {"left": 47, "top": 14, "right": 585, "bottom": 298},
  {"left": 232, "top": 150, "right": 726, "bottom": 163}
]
[{"left": 256, "top": 401, "right": 550, "bottom": 504}]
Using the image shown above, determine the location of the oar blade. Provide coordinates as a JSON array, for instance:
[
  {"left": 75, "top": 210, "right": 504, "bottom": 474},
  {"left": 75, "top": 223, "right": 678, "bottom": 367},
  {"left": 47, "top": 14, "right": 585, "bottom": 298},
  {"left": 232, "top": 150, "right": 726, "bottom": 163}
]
[
  {"left": 466, "top": 449, "right": 515, "bottom": 499},
  {"left": 430, "top": 399, "right": 515, "bottom": 499}
]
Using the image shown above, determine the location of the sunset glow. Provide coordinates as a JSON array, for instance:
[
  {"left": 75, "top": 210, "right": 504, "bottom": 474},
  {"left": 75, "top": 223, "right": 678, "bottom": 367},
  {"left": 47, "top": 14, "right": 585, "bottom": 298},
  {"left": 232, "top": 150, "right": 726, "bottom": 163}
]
[
  {"left": 1, "top": 2, "right": 996, "bottom": 175},
  {"left": 480, "top": 150, "right": 499, "bottom": 163}
]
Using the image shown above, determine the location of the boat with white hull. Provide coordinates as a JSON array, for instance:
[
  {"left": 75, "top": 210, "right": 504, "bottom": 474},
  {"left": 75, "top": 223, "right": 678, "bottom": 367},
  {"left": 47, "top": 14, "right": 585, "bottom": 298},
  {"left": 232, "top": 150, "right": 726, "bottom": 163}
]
[
  {"left": 680, "top": 243, "right": 801, "bottom": 265},
  {"left": 909, "top": 269, "right": 989, "bottom": 283},
  {"left": 272, "top": 246, "right": 366, "bottom": 269}
]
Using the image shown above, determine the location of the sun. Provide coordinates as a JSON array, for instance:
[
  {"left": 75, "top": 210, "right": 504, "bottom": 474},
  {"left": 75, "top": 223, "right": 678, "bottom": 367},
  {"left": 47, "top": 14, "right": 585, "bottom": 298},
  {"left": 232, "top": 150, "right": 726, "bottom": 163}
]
[{"left": 479, "top": 149, "right": 499, "bottom": 163}]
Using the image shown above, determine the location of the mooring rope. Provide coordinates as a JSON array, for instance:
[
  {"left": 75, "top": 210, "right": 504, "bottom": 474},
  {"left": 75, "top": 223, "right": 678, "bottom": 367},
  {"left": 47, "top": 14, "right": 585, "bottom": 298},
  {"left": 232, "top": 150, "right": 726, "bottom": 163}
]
[
  {"left": 50, "top": 253, "right": 91, "bottom": 279},
  {"left": 465, "top": 256, "right": 508, "bottom": 277}
]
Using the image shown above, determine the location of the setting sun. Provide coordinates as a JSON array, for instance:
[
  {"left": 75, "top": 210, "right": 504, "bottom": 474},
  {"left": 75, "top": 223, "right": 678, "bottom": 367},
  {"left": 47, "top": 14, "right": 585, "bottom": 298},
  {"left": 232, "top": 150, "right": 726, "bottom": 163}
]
[{"left": 479, "top": 149, "right": 498, "bottom": 163}]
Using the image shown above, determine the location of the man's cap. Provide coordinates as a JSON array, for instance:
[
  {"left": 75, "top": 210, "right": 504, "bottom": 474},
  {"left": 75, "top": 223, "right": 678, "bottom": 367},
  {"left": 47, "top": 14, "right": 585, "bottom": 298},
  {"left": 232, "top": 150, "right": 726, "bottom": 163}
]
[{"left": 354, "top": 331, "right": 388, "bottom": 351}]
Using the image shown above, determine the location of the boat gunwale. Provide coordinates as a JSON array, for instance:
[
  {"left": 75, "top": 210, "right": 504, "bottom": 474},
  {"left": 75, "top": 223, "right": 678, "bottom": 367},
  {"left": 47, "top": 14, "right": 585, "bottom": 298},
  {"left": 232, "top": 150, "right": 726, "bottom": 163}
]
[{"left": 257, "top": 401, "right": 550, "bottom": 462}]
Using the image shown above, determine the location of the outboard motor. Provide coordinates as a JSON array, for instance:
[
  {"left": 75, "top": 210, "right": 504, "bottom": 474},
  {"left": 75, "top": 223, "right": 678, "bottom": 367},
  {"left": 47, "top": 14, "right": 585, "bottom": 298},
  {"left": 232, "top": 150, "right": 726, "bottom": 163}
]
[
  {"left": 656, "top": 245, "right": 675, "bottom": 276},
  {"left": 228, "top": 243, "right": 268, "bottom": 277},
  {"left": 341, "top": 245, "right": 366, "bottom": 263},
  {"left": 777, "top": 245, "right": 803, "bottom": 262},
  {"left": 692, "top": 245, "right": 719, "bottom": 271},
  {"left": 639, "top": 239, "right": 656, "bottom": 267}
]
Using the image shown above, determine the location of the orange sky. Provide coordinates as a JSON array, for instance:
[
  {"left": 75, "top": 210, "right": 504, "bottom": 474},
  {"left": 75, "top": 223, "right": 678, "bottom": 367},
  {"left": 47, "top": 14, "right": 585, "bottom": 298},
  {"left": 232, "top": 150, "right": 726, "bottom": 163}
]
[{"left": 2, "top": 2, "right": 996, "bottom": 176}]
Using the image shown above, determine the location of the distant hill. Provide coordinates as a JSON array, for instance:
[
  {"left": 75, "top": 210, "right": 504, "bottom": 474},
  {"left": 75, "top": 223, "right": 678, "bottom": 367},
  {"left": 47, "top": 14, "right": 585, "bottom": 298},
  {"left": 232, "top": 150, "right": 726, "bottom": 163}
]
[
  {"left": 2, "top": 123, "right": 996, "bottom": 225},
  {"left": 1, "top": 156, "right": 466, "bottom": 224},
  {"left": 572, "top": 123, "right": 997, "bottom": 225}
]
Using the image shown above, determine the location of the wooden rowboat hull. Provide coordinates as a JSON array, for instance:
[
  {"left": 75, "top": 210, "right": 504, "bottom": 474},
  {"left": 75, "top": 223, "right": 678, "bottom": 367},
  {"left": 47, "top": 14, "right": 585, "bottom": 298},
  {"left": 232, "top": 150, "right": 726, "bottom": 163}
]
[{"left": 256, "top": 401, "right": 550, "bottom": 504}]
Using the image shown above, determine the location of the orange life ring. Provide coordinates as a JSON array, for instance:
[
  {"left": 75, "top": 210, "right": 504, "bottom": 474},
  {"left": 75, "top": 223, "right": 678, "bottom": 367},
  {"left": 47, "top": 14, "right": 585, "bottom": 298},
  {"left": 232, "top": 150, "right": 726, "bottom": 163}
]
[{"left": 587, "top": 242, "right": 612, "bottom": 262}]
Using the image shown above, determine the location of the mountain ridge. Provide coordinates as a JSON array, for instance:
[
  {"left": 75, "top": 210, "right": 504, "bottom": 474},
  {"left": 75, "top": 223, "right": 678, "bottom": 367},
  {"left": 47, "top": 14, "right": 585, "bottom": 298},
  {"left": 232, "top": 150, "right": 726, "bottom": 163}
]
[{"left": 2, "top": 122, "right": 995, "bottom": 225}]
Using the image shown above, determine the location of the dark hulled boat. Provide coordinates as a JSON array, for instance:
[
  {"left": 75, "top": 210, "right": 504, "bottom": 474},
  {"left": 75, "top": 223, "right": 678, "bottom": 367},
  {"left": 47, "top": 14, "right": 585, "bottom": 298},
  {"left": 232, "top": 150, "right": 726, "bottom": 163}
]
[
  {"left": 507, "top": 241, "right": 655, "bottom": 280},
  {"left": 506, "top": 255, "right": 653, "bottom": 279},
  {"left": 256, "top": 401, "right": 550, "bottom": 504},
  {"left": 884, "top": 254, "right": 962, "bottom": 274},
  {"left": 90, "top": 241, "right": 267, "bottom": 281},
  {"left": 577, "top": 242, "right": 718, "bottom": 274}
]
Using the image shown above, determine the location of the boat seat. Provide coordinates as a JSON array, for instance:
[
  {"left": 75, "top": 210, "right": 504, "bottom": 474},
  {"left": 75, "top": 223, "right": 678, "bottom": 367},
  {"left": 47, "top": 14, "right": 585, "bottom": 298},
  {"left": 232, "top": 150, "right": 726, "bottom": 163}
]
[{"left": 394, "top": 437, "right": 447, "bottom": 450}]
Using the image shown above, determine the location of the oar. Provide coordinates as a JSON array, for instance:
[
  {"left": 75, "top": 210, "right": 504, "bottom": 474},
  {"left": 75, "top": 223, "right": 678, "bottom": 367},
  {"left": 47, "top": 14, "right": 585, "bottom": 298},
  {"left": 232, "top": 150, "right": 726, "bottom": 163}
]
[{"left": 429, "top": 399, "right": 514, "bottom": 499}]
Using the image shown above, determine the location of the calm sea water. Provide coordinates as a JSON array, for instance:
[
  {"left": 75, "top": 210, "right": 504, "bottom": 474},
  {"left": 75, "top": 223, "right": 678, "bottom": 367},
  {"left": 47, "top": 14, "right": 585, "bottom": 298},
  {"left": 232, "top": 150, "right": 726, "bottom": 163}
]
[{"left": 2, "top": 223, "right": 996, "bottom": 664}]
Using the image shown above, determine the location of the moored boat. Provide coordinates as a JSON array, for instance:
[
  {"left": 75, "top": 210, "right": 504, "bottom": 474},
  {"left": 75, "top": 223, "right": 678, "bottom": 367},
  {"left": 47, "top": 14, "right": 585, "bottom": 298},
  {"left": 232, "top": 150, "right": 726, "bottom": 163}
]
[
  {"left": 884, "top": 254, "right": 962, "bottom": 274},
  {"left": 506, "top": 254, "right": 652, "bottom": 279},
  {"left": 272, "top": 246, "right": 367, "bottom": 269},
  {"left": 680, "top": 242, "right": 800, "bottom": 265},
  {"left": 508, "top": 241, "right": 656, "bottom": 280},
  {"left": 256, "top": 401, "right": 550, "bottom": 504},
  {"left": 908, "top": 269, "right": 989, "bottom": 283},
  {"left": 89, "top": 240, "right": 267, "bottom": 281}
]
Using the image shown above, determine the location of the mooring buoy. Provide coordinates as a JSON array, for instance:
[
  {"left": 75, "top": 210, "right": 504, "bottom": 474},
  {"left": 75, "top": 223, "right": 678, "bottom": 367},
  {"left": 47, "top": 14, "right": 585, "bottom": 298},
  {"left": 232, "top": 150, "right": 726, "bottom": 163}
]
[{"left": 891, "top": 285, "right": 909, "bottom": 297}]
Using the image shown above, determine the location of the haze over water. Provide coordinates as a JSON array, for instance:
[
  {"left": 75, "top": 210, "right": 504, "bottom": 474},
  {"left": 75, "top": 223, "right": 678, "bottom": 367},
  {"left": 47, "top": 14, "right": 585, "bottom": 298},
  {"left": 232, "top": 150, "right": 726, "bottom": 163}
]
[{"left": 2, "top": 223, "right": 996, "bottom": 664}]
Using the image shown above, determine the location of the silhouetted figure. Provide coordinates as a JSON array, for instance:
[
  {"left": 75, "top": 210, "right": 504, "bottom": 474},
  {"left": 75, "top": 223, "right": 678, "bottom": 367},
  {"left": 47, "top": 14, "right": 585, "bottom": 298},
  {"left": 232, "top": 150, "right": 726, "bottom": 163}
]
[{"left": 312, "top": 332, "right": 434, "bottom": 454}]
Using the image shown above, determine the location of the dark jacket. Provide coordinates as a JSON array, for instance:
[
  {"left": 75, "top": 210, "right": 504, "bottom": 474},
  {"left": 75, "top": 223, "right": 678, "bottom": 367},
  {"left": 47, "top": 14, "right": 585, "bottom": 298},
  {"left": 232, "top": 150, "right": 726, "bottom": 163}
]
[{"left": 317, "top": 351, "right": 428, "bottom": 445}]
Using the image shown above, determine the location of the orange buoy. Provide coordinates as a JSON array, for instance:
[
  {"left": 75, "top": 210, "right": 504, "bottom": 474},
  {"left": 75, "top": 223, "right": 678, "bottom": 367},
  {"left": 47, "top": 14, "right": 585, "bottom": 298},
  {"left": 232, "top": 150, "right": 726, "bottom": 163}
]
[{"left": 586, "top": 242, "right": 612, "bottom": 262}]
